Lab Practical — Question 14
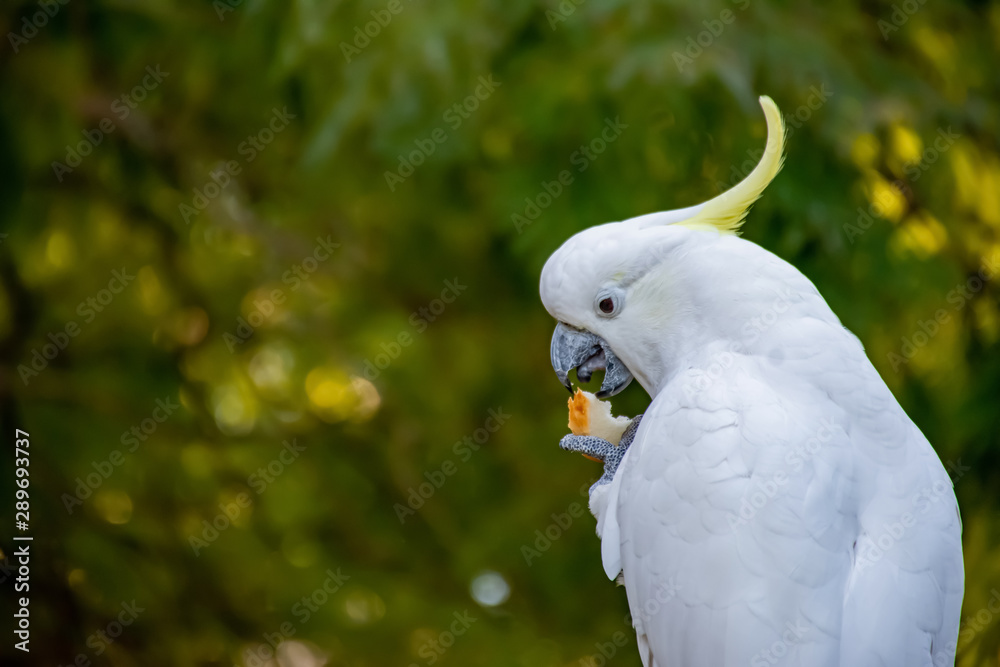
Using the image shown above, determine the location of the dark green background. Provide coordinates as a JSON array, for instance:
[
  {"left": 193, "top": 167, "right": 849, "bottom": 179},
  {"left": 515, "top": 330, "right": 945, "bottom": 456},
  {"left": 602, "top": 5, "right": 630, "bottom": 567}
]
[{"left": 2, "top": 0, "right": 999, "bottom": 665}]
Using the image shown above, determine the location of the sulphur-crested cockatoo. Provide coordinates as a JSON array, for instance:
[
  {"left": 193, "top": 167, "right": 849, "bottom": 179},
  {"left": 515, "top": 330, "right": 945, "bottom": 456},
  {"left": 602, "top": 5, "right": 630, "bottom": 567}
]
[{"left": 541, "top": 96, "right": 964, "bottom": 666}]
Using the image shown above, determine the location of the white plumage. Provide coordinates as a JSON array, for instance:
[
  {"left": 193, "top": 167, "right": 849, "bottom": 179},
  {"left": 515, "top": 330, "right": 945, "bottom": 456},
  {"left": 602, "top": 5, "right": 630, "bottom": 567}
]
[{"left": 540, "top": 97, "right": 964, "bottom": 666}]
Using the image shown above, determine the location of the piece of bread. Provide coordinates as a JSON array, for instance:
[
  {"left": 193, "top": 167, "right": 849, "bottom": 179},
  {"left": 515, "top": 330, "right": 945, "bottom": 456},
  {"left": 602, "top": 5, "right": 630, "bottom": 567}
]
[{"left": 567, "top": 389, "right": 631, "bottom": 446}]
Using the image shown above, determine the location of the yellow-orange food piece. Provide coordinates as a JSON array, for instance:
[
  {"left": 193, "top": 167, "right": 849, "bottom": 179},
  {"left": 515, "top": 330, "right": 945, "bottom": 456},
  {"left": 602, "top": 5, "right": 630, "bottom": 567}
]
[
  {"left": 568, "top": 389, "right": 590, "bottom": 436},
  {"left": 566, "top": 388, "right": 632, "bottom": 446}
]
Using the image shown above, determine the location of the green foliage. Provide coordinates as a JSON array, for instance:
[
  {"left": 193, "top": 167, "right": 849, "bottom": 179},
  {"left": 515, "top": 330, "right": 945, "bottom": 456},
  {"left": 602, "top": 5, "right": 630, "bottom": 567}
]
[{"left": 2, "top": 0, "right": 1000, "bottom": 665}]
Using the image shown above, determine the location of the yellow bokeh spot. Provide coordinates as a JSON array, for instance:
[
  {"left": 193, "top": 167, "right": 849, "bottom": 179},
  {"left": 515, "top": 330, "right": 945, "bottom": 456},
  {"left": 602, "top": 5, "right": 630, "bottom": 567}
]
[
  {"left": 850, "top": 133, "right": 880, "bottom": 169},
  {"left": 889, "top": 124, "right": 923, "bottom": 165},
  {"left": 305, "top": 367, "right": 355, "bottom": 422},
  {"left": 945, "top": 142, "right": 1000, "bottom": 228},
  {"left": 342, "top": 588, "right": 386, "bottom": 625},
  {"left": 248, "top": 345, "right": 294, "bottom": 395},
  {"left": 212, "top": 384, "right": 257, "bottom": 436},
  {"left": 914, "top": 27, "right": 955, "bottom": 78},
  {"left": 864, "top": 172, "right": 907, "bottom": 223},
  {"left": 890, "top": 212, "right": 948, "bottom": 259},
  {"left": 981, "top": 244, "right": 1000, "bottom": 273},
  {"left": 46, "top": 230, "right": 74, "bottom": 269},
  {"left": 973, "top": 298, "right": 1000, "bottom": 345},
  {"left": 949, "top": 143, "right": 978, "bottom": 212},
  {"left": 94, "top": 490, "right": 133, "bottom": 525},
  {"left": 306, "top": 367, "right": 350, "bottom": 407},
  {"left": 975, "top": 156, "right": 1000, "bottom": 228},
  {"left": 350, "top": 376, "right": 381, "bottom": 422},
  {"left": 305, "top": 367, "right": 381, "bottom": 423}
]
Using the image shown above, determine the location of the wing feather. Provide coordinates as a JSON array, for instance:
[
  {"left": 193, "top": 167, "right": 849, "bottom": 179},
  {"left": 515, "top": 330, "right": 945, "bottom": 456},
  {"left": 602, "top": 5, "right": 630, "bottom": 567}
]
[{"left": 606, "top": 328, "right": 963, "bottom": 666}]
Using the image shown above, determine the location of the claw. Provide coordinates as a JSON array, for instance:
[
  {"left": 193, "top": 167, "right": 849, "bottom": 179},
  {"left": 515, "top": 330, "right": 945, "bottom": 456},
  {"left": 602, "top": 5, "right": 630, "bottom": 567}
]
[
  {"left": 559, "top": 414, "right": 643, "bottom": 497},
  {"left": 559, "top": 434, "right": 617, "bottom": 461}
]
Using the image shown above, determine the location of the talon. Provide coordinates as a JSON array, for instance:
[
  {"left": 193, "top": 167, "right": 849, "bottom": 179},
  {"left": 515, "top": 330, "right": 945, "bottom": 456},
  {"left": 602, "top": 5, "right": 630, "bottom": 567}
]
[{"left": 559, "top": 415, "right": 644, "bottom": 498}]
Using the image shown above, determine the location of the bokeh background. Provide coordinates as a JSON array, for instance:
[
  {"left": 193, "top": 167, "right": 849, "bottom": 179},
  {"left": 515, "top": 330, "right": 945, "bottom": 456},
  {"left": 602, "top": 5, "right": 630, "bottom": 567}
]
[{"left": 2, "top": 0, "right": 1000, "bottom": 665}]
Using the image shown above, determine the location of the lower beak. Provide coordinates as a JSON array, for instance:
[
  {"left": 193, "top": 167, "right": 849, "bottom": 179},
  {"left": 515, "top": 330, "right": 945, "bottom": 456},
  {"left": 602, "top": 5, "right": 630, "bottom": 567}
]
[{"left": 549, "top": 322, "right": 633, "bottom": 398}]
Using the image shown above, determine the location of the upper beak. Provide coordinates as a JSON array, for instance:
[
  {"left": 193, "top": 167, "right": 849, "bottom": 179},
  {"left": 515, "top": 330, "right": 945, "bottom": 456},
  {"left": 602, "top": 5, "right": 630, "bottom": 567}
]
[{"left": 550, "top": 322, "right": 633, "bottom": 398}]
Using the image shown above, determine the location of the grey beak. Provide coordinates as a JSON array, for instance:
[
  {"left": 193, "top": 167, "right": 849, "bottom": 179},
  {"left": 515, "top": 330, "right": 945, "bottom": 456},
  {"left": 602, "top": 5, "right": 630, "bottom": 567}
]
[{"left": 550, "top": 322, "right": 633, "bottom": 398}]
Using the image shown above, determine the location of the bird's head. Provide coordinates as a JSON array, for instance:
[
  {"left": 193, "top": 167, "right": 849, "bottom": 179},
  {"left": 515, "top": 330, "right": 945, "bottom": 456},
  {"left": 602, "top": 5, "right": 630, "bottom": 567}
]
[{"left": 541, "top": 96, "right": 787, "bottom": 398}]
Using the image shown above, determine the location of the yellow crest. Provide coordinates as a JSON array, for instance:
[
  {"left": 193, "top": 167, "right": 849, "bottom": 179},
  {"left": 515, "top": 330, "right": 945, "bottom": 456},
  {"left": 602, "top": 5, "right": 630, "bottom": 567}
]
[
  {"left": 683, "top": 96, "right": 786, "bottom": 234},
  {"left": 626, "top": 96, "right": 786, "bottom": 235}
]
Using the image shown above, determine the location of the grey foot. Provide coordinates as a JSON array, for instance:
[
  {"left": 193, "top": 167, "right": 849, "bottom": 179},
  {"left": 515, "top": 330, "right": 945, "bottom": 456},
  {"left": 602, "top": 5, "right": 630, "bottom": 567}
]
[{"left": 559, "top": 414, "right": 643, "bottom": 492}]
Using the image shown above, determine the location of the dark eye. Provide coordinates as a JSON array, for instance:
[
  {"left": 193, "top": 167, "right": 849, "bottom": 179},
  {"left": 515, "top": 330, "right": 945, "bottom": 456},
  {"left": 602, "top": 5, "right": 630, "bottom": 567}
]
[{"left": 594, "top": 289, "right": 623, "bottom": 318}]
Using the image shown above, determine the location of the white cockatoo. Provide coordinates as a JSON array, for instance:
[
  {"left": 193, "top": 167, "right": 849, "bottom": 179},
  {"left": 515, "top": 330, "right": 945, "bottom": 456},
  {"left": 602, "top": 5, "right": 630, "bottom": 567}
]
[{"left": 541, "top": 96, "right": 964, "bottom": 666}]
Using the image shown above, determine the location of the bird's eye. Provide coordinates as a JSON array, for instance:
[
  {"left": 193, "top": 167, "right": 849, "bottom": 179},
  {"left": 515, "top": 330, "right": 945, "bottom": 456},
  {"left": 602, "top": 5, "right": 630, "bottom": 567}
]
[{"left": 594, "top": 290, "right": 623, "bottom": 318}]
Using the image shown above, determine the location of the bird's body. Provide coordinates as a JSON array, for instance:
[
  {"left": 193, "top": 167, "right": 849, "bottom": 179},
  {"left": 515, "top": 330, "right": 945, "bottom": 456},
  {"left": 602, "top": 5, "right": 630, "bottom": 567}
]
[
  {"left": 541, "top": 97, "right": 963, "bottom": 666},
  {"left": 601, "top": 234, "right": 963, "bottom": 666}
]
